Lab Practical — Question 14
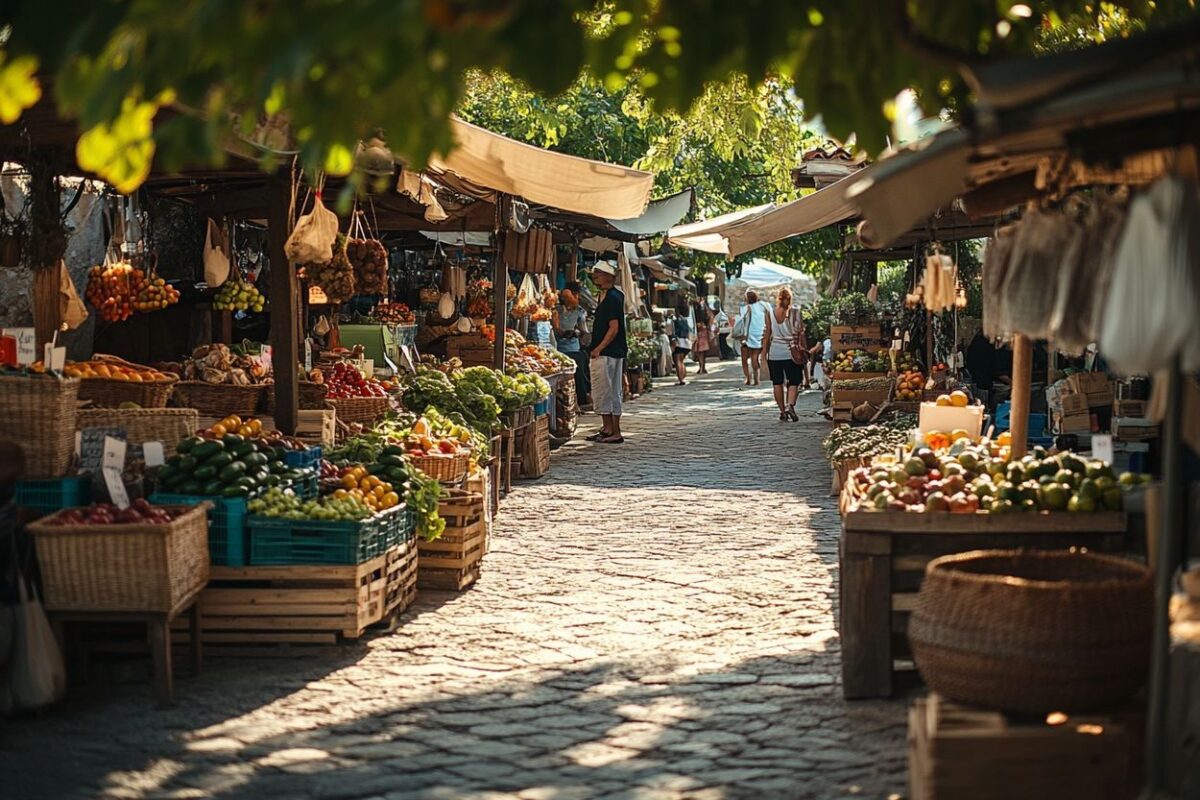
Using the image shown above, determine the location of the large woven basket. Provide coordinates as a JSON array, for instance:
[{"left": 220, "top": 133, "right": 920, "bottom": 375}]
[
  {"left": 909, "top": 549, "right": 1153, "bottom": 714},
  {"left": 77, "top": 374, "right": 177, "bottom": 409},
  {"left": 408, "top": 452, "right": 470, "bottom": 484},
  {"left": 172, "top": 380, "right": 264, "bottom": 417},
  {"left": 0, "top": 375, "right": 79, "bottom": 478},
  {"left": 262, "top": 380, "right": 328, "bottom": 414},
  {"left": 329, "top": 396, "right": 391, "bottom": 425},
  {"left": 27, "top": 504, "right": 211, "bottom": 614},
  {"left": 76, "top": 407, "right": 199, "bottom": 451}
]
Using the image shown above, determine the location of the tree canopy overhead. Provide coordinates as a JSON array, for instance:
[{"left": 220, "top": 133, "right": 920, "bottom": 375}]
[{"left": 0, "top": 1, "right": 1193, "bottom": 195}]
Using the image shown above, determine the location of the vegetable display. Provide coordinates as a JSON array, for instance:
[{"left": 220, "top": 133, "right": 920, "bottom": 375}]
[
  {"left": 324, "top": 361, "right": 390, "bottom": 398},
  {"left": 831, "top": 348, "right": 888, "bottom": 374},
  {"left": 249, "top": 486, "right": 375, "bottom": 521},
  {"left": 894, "top": 370, "right": 925, "bottom": 401},
  {"left": 823, "top": 422, "right": 911, "bottom": 463},
  {"left": 45, "top": 499, "right": 187, "bottom": 526},
  {"left": 830, "top": 376, "right": 894, "bottom": 392},
  {"left": 159, "top": 432, "right": 310, "bottom": 497}
]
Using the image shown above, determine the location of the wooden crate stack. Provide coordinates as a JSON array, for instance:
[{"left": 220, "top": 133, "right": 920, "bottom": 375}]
[
  {"left": 418, "top": 489, "right": 486, "bottom": 591},
  {"left": 909, "top": 694, "right": 1142, "bottom": 799},
  {"left": 517, "top": 415, "right": 551, "bottom": 479},
  {"left": 445, "top": 333, "right": 494, "bottom": 366}
]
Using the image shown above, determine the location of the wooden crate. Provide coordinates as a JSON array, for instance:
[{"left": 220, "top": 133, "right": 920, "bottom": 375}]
[
  {"left": 909, "top": 694, "right": 1142, "bottom": 800},
  {"left": 517, "top": 415, "right": 550, "bottom": 479},
  {"left": 831, "top": 324, "right": 887, "bottom": 353},
  {"left": 1113, "top": 398, "right": 1147, "bottom": 417},
  {"left": 839, "top": 504, "right": 1129, "bottom": 699},
  {"left": 296, "top": 408, "right": 336, "bottom": 448},
  {"left": 831, "top": 387, "right": 892, "bottom": 406},
  {"left": 831, "top": 371, "right": 889, "bottom": 382},
  {"left": 418, "top": 489, "right": 485, "bottom": 591},
  {"left": 172, "top": 544, "right": 412, "bottom": 646},
  {"left": 383, "top": 536, "right": 418, "bottom": 617},
  {"left": 465, "top": 469, "right": 494, "bottom": 556},
  {"left": 445, "top": 333, "right": 494, "bottom": 367}
]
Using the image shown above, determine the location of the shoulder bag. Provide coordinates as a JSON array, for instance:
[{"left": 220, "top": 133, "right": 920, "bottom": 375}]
[
  {"left": 788, "top": 309, "right": 809, "bottom": 366},
  {"left": 731, "top": 307, "right": 750, "bottom": 341}
]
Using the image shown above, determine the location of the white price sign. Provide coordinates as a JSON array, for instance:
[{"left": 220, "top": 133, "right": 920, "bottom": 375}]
[
  {"left": 1092, "top": 434, "right": 1114, "bottom": 465},
  {"left": 143, "top": 441, "right": 165, "bottom": 467},
  {"left": 6, "top": 328, "right": 36, "bottom": 365},
  {"left": 103, "top": 466, "right": 130, "bottom": 510},
  {"left": 304, "top": 339, "right": 313, "bottom": 372},
  {"left": 102, "top": 435, "right": 127, "bottom": 471}
]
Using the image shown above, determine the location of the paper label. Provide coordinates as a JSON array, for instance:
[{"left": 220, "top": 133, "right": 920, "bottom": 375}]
[
  {"left": 103, "top": 466, "right": 130, "bottom": 509},
  {"left": 143, "top": 441, "right": 165, "bottom": 467},
  {"left": 1092, "top": 434, "right": 1114, "bottom": 465},
  {"left": 258, "top": 344, "right": 273, "bottom": 373},
  {"left": 304, "top": 339, "right": 313, "bottom": 373},
  {"left": 7, "top": 328, "right": 36, "bottom": 364},
  {"left": 102, "top": 435, "right": 127, "bottom": 471},
  {"left": 50, "top": 346, "right": 66, "bottom": 371},
  {"left": 74, "top": 431, "right": 83, "bottom": 458}
]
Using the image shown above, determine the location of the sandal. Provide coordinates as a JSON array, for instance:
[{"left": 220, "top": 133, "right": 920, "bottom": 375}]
[
  {"left": 787, "top": 407, "right": 799, "bottom": 422},
  {"left": 599, "top": 436, "right": 625, "bottom": 444},
  {"left": 585, "top": 431, "right": 611, "bottom": 442},
  {"left": 779, "top": 411, "right": 788, "bottom": 422}
]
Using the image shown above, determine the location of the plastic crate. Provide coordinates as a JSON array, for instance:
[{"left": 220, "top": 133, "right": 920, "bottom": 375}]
[
  {"left": 149, "top": 491, "right": 249, "bottom": 567},
  {"left": 15, "top": 475, "right": 91, "bottom": 514},
  {"left": 279, "top": 467, "right": 319, "bottom": 499},
  {"left": 381, "top": 505, "right": 416, "bottom": 550},
  {"left": 248, "top": 505, "right": 405, "bottom": 566},
  {"left": 534, "top": 398, "right": 551, "bottom": 417},
  {"left": 283, "top": 446, "right": 322, "bottom": 469}
]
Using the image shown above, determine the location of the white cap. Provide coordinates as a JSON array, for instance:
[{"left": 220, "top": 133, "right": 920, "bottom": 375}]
[{"left": 591, "top": 260, "right": 617, "bottom": 277}]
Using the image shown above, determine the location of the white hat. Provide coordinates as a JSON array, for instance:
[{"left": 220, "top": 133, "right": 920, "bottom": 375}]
[{"left": 591, "top": 260, "right": 617, "bottom": 277}]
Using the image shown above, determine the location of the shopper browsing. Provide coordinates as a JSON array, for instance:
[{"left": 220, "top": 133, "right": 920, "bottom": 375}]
[
  {"left": 586, "top": 261, "right": 628, "bottom": 445},
  {"left": 554, "top": 282, "right": 591, "bottom": 405},
  {"left": 761, "top": 286, "right": 807, "bottom": 421},
  {"left": 737, "top": 290, "right": 768, "bottom": 386},
  {"left": 671, "top": 304, "right": 692, "bottom": 385}
]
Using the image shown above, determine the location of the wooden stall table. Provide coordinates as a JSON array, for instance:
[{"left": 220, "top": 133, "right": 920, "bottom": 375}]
[
  {"left": 50, "top": 594, "right": 203, "bottom": 709},
  {"left": 839, "top": 509, "right": 1128, "bottom": 699}
]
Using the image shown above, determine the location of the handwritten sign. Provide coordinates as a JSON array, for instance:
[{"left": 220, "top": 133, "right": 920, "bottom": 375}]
[
  {"left": 103, "top": 467, "right": 130, "bottom": 509},
  {"left": 102, "top": 435, "right": 127, "bottom": 471},
  {"left": 143, "top": 441, "right": 165, "bottom": 468},
  {"left": 5, "top": 327, "right": 36, "bottom": 365}
]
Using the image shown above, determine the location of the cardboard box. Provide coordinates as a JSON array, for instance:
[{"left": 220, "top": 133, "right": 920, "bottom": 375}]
[
  {"left": 1062, "top": 392, "right": 1089, "bottom": 414},
  {"left": 1068, "top": 372, "right": 1110, "bottom": 395},
  {"left": 918, "top": 402, "right": 984, "bottom": 440},
  {"left": 1056, "top": 411, "right": 1093, "bottom": 434},
  {"left": 1114, "top": 399, "right": 1147, "bottom": 417},
  {"left": 1113, "top": 417, "right": 1160, "bottom": 442},
  {"left": 1087, "top": 388, "right": 1115, "bottom": 408}
]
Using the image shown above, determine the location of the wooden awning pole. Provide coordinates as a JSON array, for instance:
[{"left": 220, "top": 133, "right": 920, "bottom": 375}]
[
  {"left": 493, "top": 234, "right": 508, "bottom": 372},
  {"left": 1009, "top": 333, "right": 1032, "bottom": 458},
  {"left": 268, "top": 173, "right": 299, "bottom": 435}
]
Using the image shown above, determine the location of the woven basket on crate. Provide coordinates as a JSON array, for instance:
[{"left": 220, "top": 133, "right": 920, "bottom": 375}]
[
  {"left": 909, "top": 549, "right": 1153, "bottom": 714},
  {"left": 328, "top": 396, "right": 391, "bottom": 425},
  {"left": 77, "top": 374, "right": 178, "bottom": 409},
  {"left": 0, "top": 375, "right": 79, "bottom": 478},
  {"left": 26, "top": 504, "right": 211, "bottom": 614},
  {"left": 76, "top": 407, "right": 199, "bottom": 451},
  {"left": 262, "top": 380, "right": 329, "bottom": 414},
  {"left": 408, "top": 452, "right": 470, "bottom": 484},
  {"left": 171, "top": 380, "right": 264, "bottom": 417}
]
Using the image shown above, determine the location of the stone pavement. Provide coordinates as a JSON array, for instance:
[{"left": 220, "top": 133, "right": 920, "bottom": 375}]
[{"left": 3, "top": 361, "right": 909, "bottom": 799}]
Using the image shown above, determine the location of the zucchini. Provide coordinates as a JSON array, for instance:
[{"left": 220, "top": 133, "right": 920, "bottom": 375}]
[
  {"left": 366, "top": 462, "right": 388, "bottom": 476},
  {"left": 382, "top": 445, "right": 407, "bottom": 458},
  {"left": 176, "top": 436, "right": 204, "bottom": 454},
  {"left": 191, "top": 440, "right": 225, "bottom": 460},
  {"left": 177, "top": 480, "right": 204, "bottom": 495},
  {"left": 243, "top": 452, "right": 268, "bottom": 468},
  {"left": 157, "top": 464, "right": 178, "bottom": 482},
  {"left": 205, "top": 451, "right": 234, "bottom": 469},
  {"left": 221, "top": 433, "right": 245, "bottom": 448},
  {"left": 177, "top": 455, "right": 198, "bottom": 473},
  {"left": 162, "top": 471, "right": 190, "bottom": 490},
  {"left": 380, "top": 454, "right": 406, "bottom": 468},
  {"left": 281, "top": 470, "right": 304, "bottom": 482},
  {"left": 229, "top": 441, "right": 256, "bottom": 459},
  {"left": 386, "top": 466, "right": 408, "bottom": 484},
  {"left": 263, "top": 474, "right": 281, "bottom": 487},
  {"left": 234, "top": 475, "right": 260, "bottom": 491},
  {"left": 218, "top": 462, "right": 247, "bottom": 483},
  {"left": 222, "top": 485, "right": 249, "bottom": 497},
  {"left": 202, "top": 480, "right": 225, "bottom": 496},
  {"left": 193, "top": 464, "right": 218, "bottom": 481},
  {"left": 268, "top": 460, "right": 289, "bottom": 475}
]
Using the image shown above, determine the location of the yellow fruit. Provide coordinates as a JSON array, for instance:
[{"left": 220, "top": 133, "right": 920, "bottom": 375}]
[
  {"left": 935, "top": 395, "right": 952, "bottom": 407},
  {"left": 951, "top": 429, "right": 970, "bottom": 442},
  {"left": 373, "top": 485, "right": 386, "bottom": 499},
  {"left": 950, "top": 390, "right": 969, "bottom": 408},
  {"left": 333, "top": 489, "right": 348, "bottom": 499},
  {"left": 996, "top": 431, "right": 1012, "bottom": 446},
  {"left": 210, "top": 423, "right": 227, "bottom": 437},
  {"left": 341, "top": 475, "right": 357, "bottom": 489},
  {"left": 413, "top": 418, "right": 431, "bottom": 436},
  {"left": 238, "top": 424, "right": 254, "bottom": 437},
  {"left": 382, "top": 491, "right": 399, "bottom": 508}
]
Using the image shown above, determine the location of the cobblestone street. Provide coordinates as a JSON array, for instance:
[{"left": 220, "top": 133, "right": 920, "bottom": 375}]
[{"left": 3, "top": 361, "right": 908, "bottom": 800}]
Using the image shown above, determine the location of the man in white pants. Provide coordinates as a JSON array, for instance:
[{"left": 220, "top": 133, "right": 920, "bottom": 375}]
[{"left": 586, "top": 260, "right": 628, "bottom": 444}]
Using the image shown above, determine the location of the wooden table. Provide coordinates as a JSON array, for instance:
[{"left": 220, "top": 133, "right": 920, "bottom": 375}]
[
  {"left": 840, "top": 510, "right": 1129, "bottom": 699},
  {"left": 50, "top": 594, "right": 203, "bottom": 708}
]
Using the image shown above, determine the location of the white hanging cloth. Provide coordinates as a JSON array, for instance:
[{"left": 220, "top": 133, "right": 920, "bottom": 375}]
[{"left": 618, "top": 242, "right": 642, "bottom": 317}]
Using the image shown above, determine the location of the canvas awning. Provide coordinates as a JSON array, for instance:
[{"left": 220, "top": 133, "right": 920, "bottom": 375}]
[{"left": 426, "top": 116, "right": 655, "bottom": 220}]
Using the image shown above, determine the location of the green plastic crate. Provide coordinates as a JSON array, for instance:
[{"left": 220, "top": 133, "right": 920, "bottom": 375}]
[{"left": 248, "top": 505, "right": 406, "bottom": 566}]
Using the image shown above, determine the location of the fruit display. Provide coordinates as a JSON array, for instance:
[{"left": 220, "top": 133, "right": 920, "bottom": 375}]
[
  {"left": 934, "top": 390, "right": 970, "bottom": 408},
  {"left": 626, "top": 336, "right": 661, "bottom": 365},
  {"left": 213, "top": 276, "right": 265, "bottom": 312},
  {"left": 324, "top": 361, "right": 389, "bottom": 398},
  {"left": 507, "top": 338, "right": 572, "bottom": 377},
  {"left": 530, "top": 306, "right": 553, "bottom": 321},
  {"left": 181, "top": 343, "right": 269, "bottom": 385},
  {"left": 44, "top": 499, "right": 188, "bottom": 526},
  {"left": 893, "top": 351, "right": 921, "bottom": 373},
  {"left": 85, "top": 260, "right": 140, "bottom": 321},
  {"left": 823, "top": 416, "right": 915, "bottom": 463},
  {"left": 63, "top": 359, "right": 171, "bottom": 382},
  {"left": 846, "top": 437, "right": 1150, "bottom": 514},
  {"left": 396, "top": 414, "right": 473, "bottom": 458},
  {"left": 830, "top": 376, "right": 894, "bottom": 392},
  {"left": 831, "top": 348, "right": 889, "bottom": 374},
  {"left": 133, "top": 274, "right": 180, "bottom": 313},
  {"left": 249, "top": 486, "right": 375, "bottom": 521},
  {"left": 158, "top": 432, "right": 312, "bottom": 497},
  {"left": 894, "top": 370, "right": 926, "bottom": 401},
  {"left": 347, "top": 238, "right": 389, "bottom": 295},
  {"left": 333, "top": 465, "right": 401, "bottom": 511},
  {"left": 308, "top": 234, "right": 356, "bottom": 303},
  {"left": 372, "top": 301, "right": 415, "bottom": 326}
]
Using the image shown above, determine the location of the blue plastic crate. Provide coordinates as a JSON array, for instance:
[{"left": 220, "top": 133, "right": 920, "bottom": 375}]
[
  {"left": 248, "top": 505, "right": 405, "bottom": 566},
  {"left": 534, "top": 398, "right": 551, "bottom": 417},
  {"left": 283, "top": 446, "right": 322, "bottom": 469},
  {"left": 150, "top": 492, "right": 249, "bottom": 566},
  {"left": 279, "top": 467, "right": 319, "bottom": 499},
  {"left": 15, "top": 475, "right": 91, "bottom": 514}
]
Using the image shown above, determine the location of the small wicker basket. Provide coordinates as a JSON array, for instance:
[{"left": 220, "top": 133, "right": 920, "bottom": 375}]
[
  {"left": 328, "top": 396, "right": 391, "bottom": 425},
  {"left": 408, "top": 452, "right": 470, "bottom": 484},
  {"left": 0, "top": 374, "right": 79, "bottom": 478},
  {"left": 75, "top": 407, "right": 199, "bottom": 451},
  {"left": 262, "top": 380, "right": 329, "bottom": 414},
  {"left": 172, "top": 381, "right": 264, "bottom": 417},
  {"left": 77, "top": 374, "right": 177, "bottom": 409}
]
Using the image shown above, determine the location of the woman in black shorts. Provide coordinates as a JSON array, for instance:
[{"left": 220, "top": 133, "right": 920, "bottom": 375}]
[
  {"left": 761, "top": 287, "right": 806, "bottom": 421},
  {"left": 670, "top": 303, "right": 692, "bottom": 385}
]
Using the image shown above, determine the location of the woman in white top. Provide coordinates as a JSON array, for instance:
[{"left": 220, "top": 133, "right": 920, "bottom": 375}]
[
  {"left": 737, "top": 289, "right": 768, "bottom": 386},
  {"left": 761, "top": 286, "right": 806, "bottom": 421}
]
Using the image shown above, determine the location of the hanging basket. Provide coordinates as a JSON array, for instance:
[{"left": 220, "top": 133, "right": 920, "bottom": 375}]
[
  {"left": 0, "top": 374, "right": 79, "bottom": 478},
  {"left": 171, "top": 381, "right": 264, "bottom": 417}
]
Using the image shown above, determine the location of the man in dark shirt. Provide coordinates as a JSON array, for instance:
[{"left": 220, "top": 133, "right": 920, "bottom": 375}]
[{"left": 587, "top": 260, "right": 627, "bottom": 444}]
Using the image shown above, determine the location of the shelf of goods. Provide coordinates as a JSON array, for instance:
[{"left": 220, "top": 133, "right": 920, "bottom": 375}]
[
  {"left": 908, "top": 694, "right": 1142, "bottom": 800},
  {"left": 418, "top": 488, "right": 486, "bottom": 591}
]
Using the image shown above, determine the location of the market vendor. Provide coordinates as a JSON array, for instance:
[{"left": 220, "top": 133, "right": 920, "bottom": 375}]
[
  {"left": 554, "top": 282, "right": 591, "bottom": 406},
  {"left": 586, "top": 260, "right": 627, "bottom": 445}
]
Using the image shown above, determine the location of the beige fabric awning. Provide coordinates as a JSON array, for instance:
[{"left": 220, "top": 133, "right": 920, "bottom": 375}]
[{"left": 426, "top": 116, "right": 655, "bottom": 220}]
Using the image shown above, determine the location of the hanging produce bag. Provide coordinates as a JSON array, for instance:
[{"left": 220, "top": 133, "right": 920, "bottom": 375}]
[
  {"left": 981, "top": 224, "right": 1016, "bottom": 340},
  {"left": 512, "top": 273, "right": 539, "bottom": 317},
  {"left": 1000, "top": 209, "right": 1064, "bottom": 339},
  {"left": 309, "top": 233, "right": 356, "bottom": 303},
  {"left": 346, "top": 209, "right": 389, "bottom": 296},
  {"left": 202, "top": 218, "right": 231, "bottom": 287},
  {"left": 1050, "top": 194, "right": 1125, "bottom": 354},
  {"left": 57, "top": 259, "right": 88, "bottom": 329},
  {"left": 285, "top": 190, "right": 338, "bottom": 266},
  {"left": 9, "top": 575, "right": 66, "bottom": 711}
]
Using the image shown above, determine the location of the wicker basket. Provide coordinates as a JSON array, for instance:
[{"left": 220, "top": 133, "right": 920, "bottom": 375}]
[
  {"left": 75, "top": 407, "right": 199, "bottom": 451},
  {"left": 0, "top": 375, "right": 79, "bottom": 478},
  {"left": 408, "top": 452, "right": 470, "bottom": 484},
  {"left": 172, "top": 380, "right": 264, "bottom": 417},
  {"left": 909, "top": 549, "right": 1153, "bottom": 714},
  {"left": 329, "top": 396, "right": 391, "bottom": 425},
  {"left": 27, "top": 504, "right": 211, "bottom": 614},
  {"left": 262, "top": 380, "right": 329, "bottom": 414},
  {"left": 77, "top": 374, "right": 177, "bottom": 409}
]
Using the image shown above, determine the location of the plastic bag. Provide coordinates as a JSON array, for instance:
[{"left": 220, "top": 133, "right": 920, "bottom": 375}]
[
  {"left": 1051, "top": 194, "right": 1126, "bottom": 354},
  {"left": 1001, "top": 209, "right": 1065, "bottom": 339},
  {"left": 285, "top": 192, "right": 338, "bottom": 266},
  {"left": 57, "top": 259, "right": 89, "bottom": 329},
  {"left": 982, "top": 224, "right": 1017, "bottom": 339},
  {"left": 10, "top": 576, "right": 66, "bottom": 710},
  {"left": 1101, "top": 175, "right": 1200, "bottom": 373},
  {"left": 203, "top": 218, "right": 231, "bottom": 287}
]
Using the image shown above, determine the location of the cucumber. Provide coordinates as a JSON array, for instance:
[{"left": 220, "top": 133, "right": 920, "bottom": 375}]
[
  {"left": 193, "top": 464, "right": 218, "bottom": 481},
  {"left": 272, "top": 446, "right": 287, "bottom": 461},
  {"left": 281, "top": 470, "right": 304, "bottom": 482},
  {"left": 177, "top": 455, "right": 198, "bottom": 474},
  {"left": 234, "top": 475, "right": 260, "bottom": 491},
  {"left": 177, "top": 480, "right": 204, "bottom": 495},
  {"left": 268, "top": 460, "right": 289, "bottom": 475},
  {"left": 386, "top": 466, "right": 408, "bottom": 484},
  {"left": 221, "top": 433, "right": 245, "bottom": 447},
  {"left": 218, "top": 462, "right": 247, "bottom": 483},
  {"left": 157, "top": 464, "right": 179, "bottom": 482},
  {"left": 264, "top": 474, "right": 281, "bottom": 487},
  {"left": 176, "top": 436, "right": 204, "bottom": 454},
  {"left": 222, "top": 485, "right": 249, "bottom": 498},
  {"left": 191, "top": 440, "right": 225, "bottom": 460},
  {"left": 252, "top": 466, "right": 272, "bottom": 482},
  {"left": 366, "top": 462, "right": 388, "bottom": 476},
  {"left": 380, "top": 454, "right": 406, "bottom": 468},
  {"left": 205, "top": 451, "right": 234, "bottom": 469},
  {"left": 230, "top": 441, "right": 256, "bottom": 459},
  {"left": 163, "top": 471, "right": 190, "bottom": 490},
  {"left": 243, "top": 452, "right": 268, "bottom": 468},
  {"left": 201, "top": 479, "right": 225, "bottom": 496},
  {"left": 382, "top": 445, "right": 407, "bottom": 458}
]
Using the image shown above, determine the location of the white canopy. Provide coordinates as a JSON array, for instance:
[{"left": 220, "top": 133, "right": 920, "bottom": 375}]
[{"left": 736, "top": 259, "right": 810, "bottom": 288}]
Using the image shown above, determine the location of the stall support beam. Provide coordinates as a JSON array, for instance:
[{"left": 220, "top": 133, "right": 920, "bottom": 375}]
[
  {"left": 267, "top": 174, "right": 299, "bottom": 435},
  {"left": 1147, "top": 358, "right": 1185, "bottom": 793},
  {"left": 493, "top": 235, "right": 508, "bottom": 372},
  {"left": 1009, "top": 334, "right": 1032, "bottom": 459}
]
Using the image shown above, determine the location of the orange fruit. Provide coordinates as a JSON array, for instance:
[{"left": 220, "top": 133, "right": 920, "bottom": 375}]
[
  {"left": 935, "top": 394, "right": 951, "bottom": 407},
  {"left": 950, "top": 429, "right": 970, "bottom": 442},
  {"left": 950, "top": 390, "right": 969, "bottom": 408},
  {"left": 210, "top": 422, "right": 227, "bottom": 437},
  {"left": 382, "top": 492, "right": 399, "bottom": 508}
]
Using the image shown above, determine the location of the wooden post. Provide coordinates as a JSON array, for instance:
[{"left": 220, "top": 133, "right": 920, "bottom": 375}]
[
  {"left": 924, "top": 309, "right": 933, "bottom": 374},
  {"left": 493, "top": 235, "right": 508, "bottom": 372},
  {"left": 267, "top": 174, "right": 299, "bottom": 435},
  {"left": 567, "top": 242, "right": 578, "bottom": 283},
  {"left": 27, "top": 157, "right": 67, "bottom": 348},
  {"left": 1009, "top": 333, "right": 1032, "bottom": 458}
]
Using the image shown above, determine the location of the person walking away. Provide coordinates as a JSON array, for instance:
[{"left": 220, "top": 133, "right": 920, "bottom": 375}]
[
  {"left": 554, "top": 282, "right": 591, "bottom": 406},
  {"left": 692, "top": 299, "right": 712, "bottom": 374},
  {"left": 762, "top": 286, "right": 806, "bottom": 421},
  {"left": 738, "top": 290, "right": 767, "bottom": 386},
  {"left": 670, "top": 304, "right": 692, "bottom": 385},
  {"left": 713, "top": 301, "right": 734, "bottom": 360},
  {"left": 586, "top": 261, "right": 628, "bottom": 444}
]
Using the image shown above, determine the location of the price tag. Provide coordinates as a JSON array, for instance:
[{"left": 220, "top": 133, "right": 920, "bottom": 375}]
[
  {"left": 103, "top": 466, "right": 130, "bottom": 510},
  {"left": 102, "top": 435, "right": 127, "bottom": 471},
  {"left": 7, "top": 328, "right": 36, "bottom": 365},
  {"left": 74, "top": 431, "right": 83, "bottom": 458},
  {"left": 143, "top": 441, "right": 165, "bottom": 467},
  {"left": 49, "top": 346, "right": 66, "bottom": 371},
  {"left": 1092, "top": 434, "right": 1114, "bottom": 465},
  {"left": 304, "top": 339, "right": 313, "bottom": 372},
  {"left": 892, "top": 338, "right": 902, "bottom": 351},
  {"left": 258, "top": 344, "right": 273, "bottom": 372}
]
